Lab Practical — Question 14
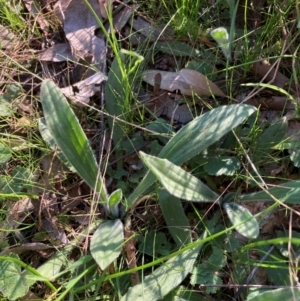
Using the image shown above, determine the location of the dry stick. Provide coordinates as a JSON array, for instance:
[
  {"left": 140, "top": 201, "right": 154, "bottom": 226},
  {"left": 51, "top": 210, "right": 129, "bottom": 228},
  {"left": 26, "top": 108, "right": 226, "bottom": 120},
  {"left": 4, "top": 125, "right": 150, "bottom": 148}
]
[{"left": 124, "top": 217, "right": 140, "bottom": 286}]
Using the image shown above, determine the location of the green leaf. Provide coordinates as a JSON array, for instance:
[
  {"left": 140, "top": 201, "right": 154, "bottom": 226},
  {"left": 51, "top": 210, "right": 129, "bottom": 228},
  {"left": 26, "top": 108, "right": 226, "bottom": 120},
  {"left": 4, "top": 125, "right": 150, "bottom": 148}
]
[
  {"left": 190, "top": 264, "right": 222, "bottom": 294},
  {"left": 0, "top": 143, "right": 11, "bottom": 165},
  {"left": 290, "top": 149, "right": 300, "bottom": 167},
  {"left": 161, "top": 286, "right": 211, "bottom": 301},
  {"left": 127, "top": 104, "right": 256, "bottom": 208},
  {"left": 254, "top": 118, "right": 287, "bottom": 162},
  {"left": 38, "top": 118, "right": 76, "bottom": 172},
  {"left": 204, "top": 156, "right": 240, "bottom": 176},
  {"left": 121, "top": 235, "right": 206, "bottom": 301},
  {"left": 90, "top": 219, "right": 124, "bottom": 270},
  {"left": 0, "top": 255, "right": 29, "bottom": 300},
  {"left": 140, "top": 152, "right": 219, "bottom": 202},
  {"left": 246, "top": 288, "right": 300, "bottom": 301},
  {"left": 223, "top": 203, "right": 259, "bottom": 239},
  {"left": 108, "top": 189, "right": 122, "bottom": 218},
  {"left": 155, "top": 41, "right": 200, "bottom": 57},
  {"left": 158, "top": 189, "right": 192, "bottom": 247},
  {"left": 25, "top": 246, "right": 71, "bottom": 286},
  {"left": 40, "top": 79, "right": 108, "bottom": 206},
  {"left": 206, "top": 248, "right": 227, "bottom": 271},
  {"left": 210, "top": 27, "right": 231, "bottom": 61},
  {"left": 139, "top": 231, "right": 173, "bottom": 256},
  {"left": 236, "top": 181, "right": 300, "bottom": 204}
]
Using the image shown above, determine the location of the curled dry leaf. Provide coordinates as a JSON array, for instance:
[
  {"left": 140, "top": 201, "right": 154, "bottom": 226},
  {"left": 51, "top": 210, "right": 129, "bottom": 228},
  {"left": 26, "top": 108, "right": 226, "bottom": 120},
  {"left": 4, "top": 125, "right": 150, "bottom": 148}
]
[
  {"left": 143, "top": 69, "right": 226, "bottom": 97},
  {"left": 60, "top": 72, "right": 107, "bottom": 104}
]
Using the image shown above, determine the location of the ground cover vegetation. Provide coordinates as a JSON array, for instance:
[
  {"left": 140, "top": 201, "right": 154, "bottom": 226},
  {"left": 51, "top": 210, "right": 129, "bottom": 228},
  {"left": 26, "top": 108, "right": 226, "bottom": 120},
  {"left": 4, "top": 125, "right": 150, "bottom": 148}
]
[{"left": 1, "top": 0, "right": 300, "bottom": 300}]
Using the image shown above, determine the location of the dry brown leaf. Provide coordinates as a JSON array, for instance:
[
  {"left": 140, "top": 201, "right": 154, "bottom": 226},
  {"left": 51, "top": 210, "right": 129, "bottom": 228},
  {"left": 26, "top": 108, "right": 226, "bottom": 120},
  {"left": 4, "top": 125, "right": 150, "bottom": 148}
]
[
  {"left": 39, "top": 43, "right": 75, "bottom": 62},
  {"left": 62, "top": 0, "right": 106, "bottom": 66},
  {"left": 251, "top": 61, "right": 289, "bottom": 89},
  {"left": 131, "top": 16, "right": 161, "bottom": 41},
  {"left": 0, "top": 24, "right": 17, "bottom": 50},
  {"left": 60, "top": 72, "right": 107, "bottom": 104},
  {"left": 143, "top": 69, "right": 226, "bottom": 97}
]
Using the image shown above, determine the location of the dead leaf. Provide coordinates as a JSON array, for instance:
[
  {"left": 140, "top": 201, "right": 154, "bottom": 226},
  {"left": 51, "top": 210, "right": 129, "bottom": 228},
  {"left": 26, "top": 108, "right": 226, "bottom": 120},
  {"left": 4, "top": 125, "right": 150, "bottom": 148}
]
[
  {"left": 0, "top": 198, "right": 34, "bottom": 241},
  {"left": 39, "top": 43, "right": 75, "bottom": 62},
  {"left": 131, "top": 16, "right": 161, "bottom": 41},
  {"left": 0, "top": 25, "right": 16, "bottom": 50},
  {"left": 143, "top": 69, "right": 226, "bottom": 97},
  {"left": 60, "top": 72, "right": 107, "bottom": 104},
  {"left": 1, "top": 242, "right": 54, "bottom": 255},
  {"left": 62, "top": 0, "right": 106, "bottom": 66},
  {"left": 113, "top": 4, "right": 138, "bottom": 32},
  {"left": 251, "top": 61, "right": 289, "bottom": 89},
  {"left": 23, "top": 0, "right": 49, "bottom": 34},
  {"left": 99, "top": 0, "right": 113, "bottom": 19}
]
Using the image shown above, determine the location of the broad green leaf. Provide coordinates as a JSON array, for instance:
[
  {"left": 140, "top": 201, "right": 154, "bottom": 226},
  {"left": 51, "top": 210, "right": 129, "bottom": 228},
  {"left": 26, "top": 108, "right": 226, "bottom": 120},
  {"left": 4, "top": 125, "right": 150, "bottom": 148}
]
[
  {"left": 190, "top": 263, "right": 222, "bottom": 294},
  {"left": 159, "top": 189, "right": 192, "bottom": 247},
  {"left": 204, "top": 156, "right": 240, "bottom": 176},
  {"left": 40, "top": 79, "right": 108, "bottom": 206},
  {"left": 0, "top": 143, "right": 11, "bottom": 165},
  {"left": 223, "top": 203, "right": 259, "bottom": 239},
  {"left": 140, "top": 152, "right": 218, "bottom": 202},
  {"left": 254, "top": 118, "right": 287, "bottom": 163},
  {"left": 25, "top": 246, "right": 71, "bottom": 286},
  {"left": 155, "top": 41, "right": 200, "bottom": 57},
  {"left": 139, "top": 231, "right": 173, "bottom": 256},
  {"left": 246, "top": 288, "right": 300, "bottom": 301},
  {"left": 236, "top": 181, "right": 300, "bottom": 204},
  {"left": 0, "top": 84, "right": 22, "bottom": 117},
  {"left": 38, "top": 118, "right": 76, "bottom": 172},
  {"left": 121, "top": 234, "right": 206, "bottom": 301},
  {"left": 0, "top": 255, "right": 29, "bottom": 300},
  {"left": 127, "top": 104, "right": 256, "bottom": 208},
  {"left": 90, "top": 219, "right": 124, "bottom": 270}
]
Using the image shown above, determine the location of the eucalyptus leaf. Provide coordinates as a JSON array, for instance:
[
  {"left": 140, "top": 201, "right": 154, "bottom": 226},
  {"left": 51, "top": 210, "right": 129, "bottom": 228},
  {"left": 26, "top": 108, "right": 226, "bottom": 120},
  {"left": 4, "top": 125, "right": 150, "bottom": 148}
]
[
  {"left": 127, "top": 104, "right": 256, "bottom": 208},
  {"left": 140, "top": 152, "right": 219, "bottom": 202},
  {"left": 40, "top": 79, "right": 108, "bottom": 206},
  {"left": 223, "top": 203, "right": 259, "bottom": 239},
  {"left": 90, "top": 219, "right": 124, "bottom": 270}
]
